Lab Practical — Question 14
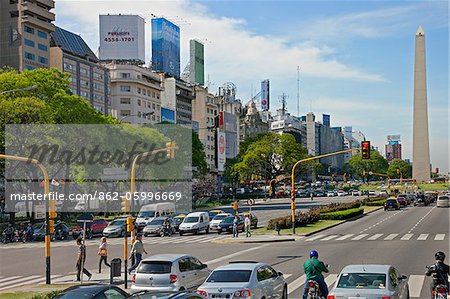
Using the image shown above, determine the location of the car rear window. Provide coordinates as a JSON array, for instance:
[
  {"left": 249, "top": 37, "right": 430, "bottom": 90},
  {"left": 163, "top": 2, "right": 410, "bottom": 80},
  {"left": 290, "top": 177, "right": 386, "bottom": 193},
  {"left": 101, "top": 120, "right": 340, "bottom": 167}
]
[
  {"left": 184, "top": 217, "right": 199, "bottom": 223},
  {"left": 337, "top": 273, "right": 387, "bottom": 289},
  {"left": 221, "top": 217, "right": 234, "bottom": 224},
  {"left": 137, "top": 261, "right": 172, "bottom": 274},
  {"left": 213, "top": 214, "right": 229, "bottom": 220},
  {"left": 386, "top": 200, "right": 397, "bottom": 204},
  {"left": 439, "top": 196, "right": 449, "bottom": 200},
  {"left": 207, "top": 270, "right": 252, "bottom": 283}
]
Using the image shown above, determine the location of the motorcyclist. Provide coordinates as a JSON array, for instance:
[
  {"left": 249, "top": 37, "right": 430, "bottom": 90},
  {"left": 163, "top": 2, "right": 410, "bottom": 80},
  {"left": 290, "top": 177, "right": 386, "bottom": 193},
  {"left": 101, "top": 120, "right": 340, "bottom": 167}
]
[
  {"left": 26, "top": 223, "right": 35, "bottom": 241},
  {"left": 303, "top": 250, "right": 329, "bottom": 299},
  {"left": 426, "top": 251, "right": 449, "bottom": 299},
  {"left": 162, "top": 218, "right": 172, "bottom": 235},
  {"left": 3, "top": 224, "right": 15, "bottom": 242}
]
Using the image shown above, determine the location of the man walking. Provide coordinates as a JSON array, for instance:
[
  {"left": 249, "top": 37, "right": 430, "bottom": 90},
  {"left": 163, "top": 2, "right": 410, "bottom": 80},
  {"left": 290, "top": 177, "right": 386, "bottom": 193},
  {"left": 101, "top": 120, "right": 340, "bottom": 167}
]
[
  {"left": 244, "top": 214, "right": 252, "bottom": 238},
  {"left": 76, "top": 237, "right": 92, "bottom": 281},
  {"left": 232, "top": 215, "right": 239, "bottom": 238},
  {"left": 128, "top": 234, "right": 147, "bottom": 274}
]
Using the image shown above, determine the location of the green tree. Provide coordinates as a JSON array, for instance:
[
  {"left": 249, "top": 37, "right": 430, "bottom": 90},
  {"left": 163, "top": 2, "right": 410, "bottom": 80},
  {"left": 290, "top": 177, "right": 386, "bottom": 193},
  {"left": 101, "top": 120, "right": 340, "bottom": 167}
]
[
  {"left": 346, "top": 151, "right": 389, "bottom": 178},
  {"left": 192, "top": 131, "right": 207, "bottom": 176},
  {"left": 387, "top": 159, "right": 412, "bottom": 179}
]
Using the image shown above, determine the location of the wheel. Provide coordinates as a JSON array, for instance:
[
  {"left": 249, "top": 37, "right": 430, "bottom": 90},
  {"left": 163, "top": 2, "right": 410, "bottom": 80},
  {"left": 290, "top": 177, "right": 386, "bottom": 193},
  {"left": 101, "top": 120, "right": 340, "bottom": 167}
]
[
  {"left": 281, "top": 285, "right": 288, "bottom": 299},
  {"left": 217, "top": 230, "right": 222, "bottom": 234},
  {"left": 205, "top": 227, "right": 210, "bottom": 234},
  {"left": 194, "top": 229, "right": 199, "bottom": 235},
  {"left": 179, "top": 231, "right": 183, "bottom": 236},
  {"left": 119, "top": 230, "right": 124, "bottom": 238},
  {"left": 254, "top": 222, "right": 258, "bottom": 229},
  {"left": 406, "top": 287, "right": 410, "bottom": 299}
]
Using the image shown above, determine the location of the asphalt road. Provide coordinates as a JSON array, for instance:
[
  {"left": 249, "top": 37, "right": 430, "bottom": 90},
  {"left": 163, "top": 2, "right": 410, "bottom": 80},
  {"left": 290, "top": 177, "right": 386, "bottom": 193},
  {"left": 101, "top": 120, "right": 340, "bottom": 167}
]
[{"left": 1, "top": 200, "right": 448, "bottom": 298}]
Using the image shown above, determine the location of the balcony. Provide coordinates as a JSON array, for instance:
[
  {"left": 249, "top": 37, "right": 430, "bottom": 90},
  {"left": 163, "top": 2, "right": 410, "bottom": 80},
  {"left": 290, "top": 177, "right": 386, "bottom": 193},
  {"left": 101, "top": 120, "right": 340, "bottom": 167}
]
[
  {"left": 22, "top": 1, "right": 55, "bottom": 22},
  {"left": 34, "top": 0, "right": 55, "bottom": 9},
  {"left": 21, "top": 15, "right": 55, "bottom": 32}
]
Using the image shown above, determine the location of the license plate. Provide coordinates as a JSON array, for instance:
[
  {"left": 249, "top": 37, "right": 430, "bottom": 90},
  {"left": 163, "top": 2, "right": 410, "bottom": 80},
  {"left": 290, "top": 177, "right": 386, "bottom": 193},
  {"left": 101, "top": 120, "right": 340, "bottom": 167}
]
[{"left": 349, "top": 297, "right": 366, "bottom": 299}]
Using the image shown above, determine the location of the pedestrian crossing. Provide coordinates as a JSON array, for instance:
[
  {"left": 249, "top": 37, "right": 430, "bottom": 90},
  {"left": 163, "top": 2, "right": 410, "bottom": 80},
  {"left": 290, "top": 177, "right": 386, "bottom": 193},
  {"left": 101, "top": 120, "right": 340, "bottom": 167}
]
[
  {"left": 0, "top": 272, "right": 441, "bottom": 298},
  {"left": 304, "top": 233, "right": 447, "bottom": 243}
]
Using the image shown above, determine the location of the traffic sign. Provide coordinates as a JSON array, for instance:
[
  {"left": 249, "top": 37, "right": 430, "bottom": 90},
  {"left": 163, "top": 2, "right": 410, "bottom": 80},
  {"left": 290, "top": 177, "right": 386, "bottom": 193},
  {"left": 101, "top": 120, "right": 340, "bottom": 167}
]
[{"left": 247, "top": 199, "right": 255, "bottom": 206}]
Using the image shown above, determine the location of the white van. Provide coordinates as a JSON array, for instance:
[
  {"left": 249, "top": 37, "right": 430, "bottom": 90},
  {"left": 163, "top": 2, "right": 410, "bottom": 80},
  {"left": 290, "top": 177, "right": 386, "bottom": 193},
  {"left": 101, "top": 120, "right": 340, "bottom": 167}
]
[
  {"left": 135, "top": 203, "right": 176, "bottom": 229},
  {"left": 178, "top": 212, "right": 210, "bottom": 235}
]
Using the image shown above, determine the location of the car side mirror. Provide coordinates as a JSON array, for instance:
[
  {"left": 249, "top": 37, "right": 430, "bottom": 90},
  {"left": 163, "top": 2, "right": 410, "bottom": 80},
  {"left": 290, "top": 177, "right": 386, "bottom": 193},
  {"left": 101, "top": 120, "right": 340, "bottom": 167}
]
[
  {"left": 201, "top": 263, "right": 208, "bottom": 269},
  {"left": 399, "top": 275, "right": 407, "bottom": 280},
  {"left": 277, "top": 272, "right": 283, "bottom": 276}
]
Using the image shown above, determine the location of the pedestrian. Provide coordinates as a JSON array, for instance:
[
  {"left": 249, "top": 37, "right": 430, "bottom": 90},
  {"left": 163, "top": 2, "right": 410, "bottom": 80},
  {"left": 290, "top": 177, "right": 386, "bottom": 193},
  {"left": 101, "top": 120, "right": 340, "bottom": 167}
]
[
  {"left": 128, "top": 234, "right": 147, "bottom": 274},
  {"left": 97, "top": 237, "right": 110, "bottom": 273},
  {"left": 244, "top": 214, "right": 252, "bottom": 238},
  {"left": 232, "top": 215, "right": 239, "bottom": 238},
  {"left": 76, "top": 237, "right": 92, "bottom": 281}
]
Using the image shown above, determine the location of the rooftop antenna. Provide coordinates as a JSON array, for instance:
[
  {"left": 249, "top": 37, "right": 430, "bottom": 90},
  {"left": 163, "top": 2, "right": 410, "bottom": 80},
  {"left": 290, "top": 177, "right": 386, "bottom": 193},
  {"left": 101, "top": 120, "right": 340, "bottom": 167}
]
[
  {"left": 297, "top": 66, "right": 300, "bottom": 116},
  {"left": 279, "top": 93, "right": 288, "bottom": 115}
]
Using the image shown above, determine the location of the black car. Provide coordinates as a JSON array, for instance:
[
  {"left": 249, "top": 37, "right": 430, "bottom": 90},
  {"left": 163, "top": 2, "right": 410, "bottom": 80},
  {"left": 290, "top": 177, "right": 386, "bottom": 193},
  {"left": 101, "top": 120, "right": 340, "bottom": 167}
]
[
  {"left": 33, "top": 221, "right": 70, "bottom": 241},
  {"left": 384, "top": 199, "right": 400, "bottom": 210},
  {"left": 129, "top": 291, "right": 202, "bottom": 299},
  {"left": 217, "top": 216, "right": 244, "bottom": 234},
  {"left": 54, "top": 284, "right": 129, "bottom": 299}
]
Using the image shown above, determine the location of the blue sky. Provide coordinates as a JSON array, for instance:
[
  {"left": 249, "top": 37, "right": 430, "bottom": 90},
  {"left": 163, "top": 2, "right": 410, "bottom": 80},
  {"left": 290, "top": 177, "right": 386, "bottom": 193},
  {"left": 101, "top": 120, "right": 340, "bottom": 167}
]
[{"left": 55, "top": 0, "right": 449, "bottom": 173}]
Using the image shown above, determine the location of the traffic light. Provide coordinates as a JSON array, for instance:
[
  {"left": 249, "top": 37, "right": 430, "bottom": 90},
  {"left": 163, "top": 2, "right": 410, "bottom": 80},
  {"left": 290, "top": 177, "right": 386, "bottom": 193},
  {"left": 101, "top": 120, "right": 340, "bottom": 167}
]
[
  {"left": 49, "top": 200, "right": 57, "bottom": 219},
  {"left": 166, "top": 141, "right": 176, "bottom": 159},
  {"left": 48, "top": 220, "right": 55, "bottom": 234},
  {"left": 121, "top": 196, "right": 130, "bottom": 213},
  {"left": 363, "top": 170, "right": 366, "bottom": 176},
  {"left": 361, "top": 141, "right": 371, "bottom": 160},
  {"left": 126, "top": 217, "right": 134, "bottom": 232}
]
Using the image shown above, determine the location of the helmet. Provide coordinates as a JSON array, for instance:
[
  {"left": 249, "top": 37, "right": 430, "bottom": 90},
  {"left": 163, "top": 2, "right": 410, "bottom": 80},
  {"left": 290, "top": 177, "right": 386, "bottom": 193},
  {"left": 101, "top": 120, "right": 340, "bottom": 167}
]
[
  {"left": 309, "top": 250, "right": 319, "bottom": 259},
  {"left": 435, "top": 251, "right": 446, "bottom": 261}
]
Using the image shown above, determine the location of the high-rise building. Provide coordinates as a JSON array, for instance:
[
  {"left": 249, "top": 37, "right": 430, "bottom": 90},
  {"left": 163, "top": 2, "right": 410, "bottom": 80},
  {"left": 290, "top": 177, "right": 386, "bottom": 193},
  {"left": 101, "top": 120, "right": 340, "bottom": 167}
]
[
  {"left": 385, "top": 135, "right": 402, "bottom": 161},
  {"left": 0, "top": 0, "right": 55, "bottom": 71},
  {"left": 151, "top": 18, "right": 180, "bottom": 78},
  {"left": 160, "top": 77, "right": 195, "bottom": 126},
  {"left": 50, "top": 26, "right": 110, "bottom": 114},
  {"left": 188, "top": 40, "right": 204, "bottom": 85}
]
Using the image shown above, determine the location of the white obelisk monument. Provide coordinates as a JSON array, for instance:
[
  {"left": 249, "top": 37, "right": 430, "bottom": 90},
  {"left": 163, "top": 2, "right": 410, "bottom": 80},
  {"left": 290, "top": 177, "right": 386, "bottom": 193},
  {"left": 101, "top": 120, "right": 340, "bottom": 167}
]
[{"left": 412, "top": 26, "right": 431, "bottom": 182}]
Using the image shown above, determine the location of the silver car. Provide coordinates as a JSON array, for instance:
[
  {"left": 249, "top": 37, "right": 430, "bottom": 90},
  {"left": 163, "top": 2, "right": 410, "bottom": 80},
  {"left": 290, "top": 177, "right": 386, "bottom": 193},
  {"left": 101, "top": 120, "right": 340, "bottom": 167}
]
[
  {"left": 143, "top": 217, "right": 173, "bottom": 237},
  {"left": 131, "top": 254, "right": 211, "bottom": 292},
  {"left": 197, "top": 262, "right": 287, "bottom": 299},
  {"left": 328, "top": 264, "right": 409, "bottom": 299},
  {"left": 102, "top": 218, "right": 126, "bottom": 238}
]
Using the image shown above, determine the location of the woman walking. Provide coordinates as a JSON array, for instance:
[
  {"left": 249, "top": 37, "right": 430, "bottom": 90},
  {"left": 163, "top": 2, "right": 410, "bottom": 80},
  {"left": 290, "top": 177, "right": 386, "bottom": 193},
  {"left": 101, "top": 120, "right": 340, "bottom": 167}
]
[{"left": 98, "top": 237, "right": 110, "bottom": 273}]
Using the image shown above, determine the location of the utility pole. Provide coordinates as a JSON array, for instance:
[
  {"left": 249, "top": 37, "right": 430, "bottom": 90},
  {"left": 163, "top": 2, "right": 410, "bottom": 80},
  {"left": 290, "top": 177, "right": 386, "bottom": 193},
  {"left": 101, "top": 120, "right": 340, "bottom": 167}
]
[{"left": 297, "top": 66, "right": 300, "bottom": 116}]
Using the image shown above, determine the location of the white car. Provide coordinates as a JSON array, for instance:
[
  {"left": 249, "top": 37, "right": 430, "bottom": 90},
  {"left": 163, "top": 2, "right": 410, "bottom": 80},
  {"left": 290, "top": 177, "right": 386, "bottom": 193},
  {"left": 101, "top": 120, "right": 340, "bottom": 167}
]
[
  {"left": 337, "top": 190, "right": 346, "bottom": 197},
  {"left": 197, "top": 262, "right": 287, "bottom": 299},
  {"left": 179, "top": 212, "right": 210, "bottom": 235},
  {"left": 352, "top": 190, "right": 362, "bottom": 196},
  {"left": 209, "top": 213, "right": 232, "bottom": 231},
  {"left": 327, "top": 191, "right": 335, "bottom": 197},
  {"left": 436, "top": 195, "right": 449, "bottom": 207}
]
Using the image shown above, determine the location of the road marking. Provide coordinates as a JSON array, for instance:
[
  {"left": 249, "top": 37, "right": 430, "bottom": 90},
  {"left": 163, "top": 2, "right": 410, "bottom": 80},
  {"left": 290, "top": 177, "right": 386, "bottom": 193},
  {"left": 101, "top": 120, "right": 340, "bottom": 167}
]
[
  {"left": 417, "top": 234, "right": 429, "bottom": 241},
  {"left": 367, "top": 234, "right": 383, "bottom": 240},
  {"left": 305, "top": 234, "right": 326, "bottom": 241},
  {"left": 205, "top": 244, "right": 269, "bottom": 265},
  {"left": 0, "top": 275, "right": 65, "bottom": 292},
  {"left": 408, "top": 207, "right": 436, "bottom": 233},
  {"left": 0, "top": 275, "right": 41, "bottom": 291},
  {"left": 0, "top": 276, "right": 21, "bottom": 284},
  {"left": 401, "top": 234, "right": 414, "bottom": 240},
  {"left": 408, "top": 275, "right": 425, "bottom": 298},
  {"left": 336, "top": 234, "right": 354, "bottom": 241},
  {"left": 283, "top": 274, "right": 292, "bottom": 279},
  {"left": 288, "top": 274, "right": 306, "bottom": 295},
  {"left": 384, "top": 233, "right": 398, "bottom": 240},
  {"left": 320, "top": 235, "right": 338, "bottom": 241},
  {"left": 352, "top": 234, "right": 368, "bottom": 240},
  {"left": 325, "top": 274, "right": 338, "bottom": 287},
  {"left": 435, "top": 234, "right": 445, "bottom": 241}
]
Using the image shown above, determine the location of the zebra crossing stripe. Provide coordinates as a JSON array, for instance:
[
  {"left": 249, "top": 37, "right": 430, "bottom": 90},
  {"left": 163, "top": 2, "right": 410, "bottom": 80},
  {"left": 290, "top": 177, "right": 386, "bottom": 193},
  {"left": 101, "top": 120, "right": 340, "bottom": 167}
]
[
  {"left": 408, "top": 275, "right": 425, "bottom": 298},
  {"left": 434, "top": 234, "right": 445, "bottom": 241},
  {"left": 417, "top": 234, "right": 428, "bottom": 241},
  {"left": 324, "top": 274, "right": 338, "bottom": 287},
  {"left": 384, "top": 234, "right": 398, "bottom": 240},
  {"left": 288, "top": 274, "right": 306, "bottom": 295},
  {"left": 367, "top": 234, "right": 383, "bottom": 240},
  {"left": 198, "top": 235, "right": 223, "bottom": 243},
  {"left": 0, "top": 276, "right": 22, "bottom": 284},
  {"left": 351, "top": 234, "right": 368, "bottom": 240},
  {"left": 321, "top": 235, "right": 339, "bottom": 241},
  {"left": 401, "top": 234, "right": 414, "bottom": 240},
  {"left": 336, "top": 234, "right": 354, "bottom": 241},
  {"left": 0, "top": 275, "right": 41, "bottom": 291},
  {"left": 283, "top": 274, "right": 292, "bottom": 279},
  {"left": 305, "top": 234, "right": 326, "bottom": 241}
]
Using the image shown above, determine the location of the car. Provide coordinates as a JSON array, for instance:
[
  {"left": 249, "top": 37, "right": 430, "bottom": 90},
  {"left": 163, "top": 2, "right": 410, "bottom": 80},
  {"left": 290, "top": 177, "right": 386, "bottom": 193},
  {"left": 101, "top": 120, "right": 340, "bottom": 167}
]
[
  {"left": 337, "top": 190, "right": 346, "bottom": 197},
  {"left": 54, "top": 284, "right": 129, "bottom": 299},
  {"left": 406, "top": 194, "right": 416, "bottom": 204},
  {"left": 217, "top": 216, "right": 244, "bottom": 234},
  {"left": 384, "top": 198, "right": 400, "bottom": 210},
  {"left": 131, "top": 254, "right": 211, "bottom": 292},
  {"left": 396, "top": 196, "right": 408, "bottom": 207},
  {"left": 368, "top": 190, "right": 376, "bottom": 196},
  {"left": 209, "top": 213, "right": 232, "bottom": 231},
  {"left": 33, "top": 221, "right": 70, "bottom": 241},
  {"left": 297, "top": 189, "right": 309, "bottom": 198},
  {"left": 178, "top": 212, "right": 210, "bottom": 236},
  {"left": 72, "top": 217, "right": 108, "bottom": 239},
  {"left": 197, "top": 262, "right": 288, "bottom": 299},
  {"left": 103, "top": 218, "right": 127, "bottom": 238},
  {"left": 172, "top": 214, "right": 187, "bottom": 232},
  {"left": 208, "top": 210, "right": 225, "bottom": 220},
  {"left": 380, "top": 189, "right": 388, "bottom": 195},
  {"left": 135, "top": 203, "right": 176, "bottom": 230},
  {"left": 241, "top": 212, "right": 258, "bottom": 229},
  {"left": 315, "top": 190, "right": 325, "bottom": 197},
  {"left": 327, "top": 191, "right": 335, "bottom": 197},
  {"left": 129, "top": 290, "right": 203, "bottom": 299},
  {"left": 143, "top": 217, "right": 174, "bottom": 237},
  {"left": 351, "top": 190, "right": 362, "bottom": 196},
  {"left": 436, "top": 195, "right": 449, "bottom": 207},
  {"left": 414, "top": 192, "right": 429, "bottom": 206},
  {"left": 328, "top": 264, "right": 409, "bottom": 299}
]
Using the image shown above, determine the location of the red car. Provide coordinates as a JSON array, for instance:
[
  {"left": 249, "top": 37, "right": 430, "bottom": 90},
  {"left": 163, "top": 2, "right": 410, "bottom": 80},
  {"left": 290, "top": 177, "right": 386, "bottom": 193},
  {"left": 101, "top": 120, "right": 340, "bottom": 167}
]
[
  {"left": 72, "top": 218, "right": 108, "bottom": 239},
  {"left": 396, "top": 196, "right": 408, "bottom": 207}
]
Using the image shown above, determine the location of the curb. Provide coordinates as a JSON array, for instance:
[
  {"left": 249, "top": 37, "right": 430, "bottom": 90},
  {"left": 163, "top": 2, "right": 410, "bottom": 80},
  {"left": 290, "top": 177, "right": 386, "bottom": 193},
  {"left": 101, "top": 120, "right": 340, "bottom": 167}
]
[{"left": 211, "top": 237, "right": 296, "bottom": 244}]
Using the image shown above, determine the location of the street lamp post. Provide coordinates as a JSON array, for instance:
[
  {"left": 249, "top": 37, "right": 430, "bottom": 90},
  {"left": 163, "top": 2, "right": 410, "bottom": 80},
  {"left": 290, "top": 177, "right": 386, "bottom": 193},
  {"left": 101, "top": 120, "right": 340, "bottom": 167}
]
[{"left": 0, "top": 85, "right": 39, "bottom": 95}]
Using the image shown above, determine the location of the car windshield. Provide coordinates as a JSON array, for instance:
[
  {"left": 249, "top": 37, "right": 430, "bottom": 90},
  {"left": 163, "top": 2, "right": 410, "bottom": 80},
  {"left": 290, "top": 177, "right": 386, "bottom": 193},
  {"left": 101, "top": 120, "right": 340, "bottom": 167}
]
[
  {"left": 337, "top": 273, "right": 387, "bottom": 289},
  {"left": 109, "top": 220, "right": 125, "bottom": 227},
  {"left": 207, "top": 270, "right": 252, "bottom": 283},
  {"left": 173, "top": 217, "right": 183, "bottom": 223},
  {"left": 221, "top": 217, "right": 234, "bottom": 224},
  {"left": 184, "top": 217, "right": 199, "bottom": 223},
  {"left": 138, "top": 211, "right": 155, "bottom": 218},
  {"left": 137, "top": 261, "right": 172, "bottom": 274},
  {"left": 148, "top": 219, "right": 164, "bottom": 225},
  {"left": 213, "top": 214, "right": 229, "bottom": 220}
]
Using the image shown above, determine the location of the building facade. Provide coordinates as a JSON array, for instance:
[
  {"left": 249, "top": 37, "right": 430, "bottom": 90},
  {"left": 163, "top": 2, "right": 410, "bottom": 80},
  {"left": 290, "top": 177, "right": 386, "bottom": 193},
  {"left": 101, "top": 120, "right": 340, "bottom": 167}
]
[
  {"left": 0, "top": 0, "right": 55, "bottom": 71},
  {"left": 240, "top": 101, "right": 269, "bottom": 142},
  {"left": 151, "top": 18, "right": 180, "bottom": 78},
  {"left": 50, "top": 26, "right": 110, "bottom": 114},
  {"left": 104, "top": 62, "right": 162, "bottom": 124}
]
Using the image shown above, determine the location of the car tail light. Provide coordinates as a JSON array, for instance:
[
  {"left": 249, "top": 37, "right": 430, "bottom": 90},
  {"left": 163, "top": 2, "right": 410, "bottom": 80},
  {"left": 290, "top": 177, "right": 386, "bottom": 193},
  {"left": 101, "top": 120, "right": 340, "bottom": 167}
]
[
  {"left": 327, "top": 296, "right": 335, "bottom": 299},
  {"left": 197, "top": 290, "right": 207, "bottom": 298},
  {"left": 131, "top": 274, "right": 136, "bottom": 283},
  {"left": 382, "top": 297, "right": 391, "bottom": 299},
  {"left": 233, "top": 289, "right": 251, "bottom": 297},
  {"left": 308, "top": 281, "right": 315, "bottom": 287},
  {"left": 437, "top": 287, "right": 446, "bottom": 293},
  {"left": 169, "top": 274, "right": 177, "bottom": 284}
]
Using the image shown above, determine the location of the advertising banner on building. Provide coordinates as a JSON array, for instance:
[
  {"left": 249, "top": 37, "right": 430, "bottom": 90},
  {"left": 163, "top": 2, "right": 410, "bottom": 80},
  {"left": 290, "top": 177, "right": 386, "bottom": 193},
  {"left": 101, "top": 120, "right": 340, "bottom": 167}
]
[
  {"left": 323, "top": 114, "right": 330, "bottom": 127},
  {"left": 216, "top": 131, "right": 226, "bottom": 172},
  {"left": 387, "top": 135, "right": 401, "bottom": 142},
  {"left": 152, "top": 18, "right": 180, "bottom": 78},
  {"left": 260, "top": 79, "right": 270, "bottom": 111},
  {"left": 189, "top": 40, "right": 204, "bottom": 85},
  {"left": 161, "top": 107, "right": 176, "bottom": 123},
  {"left": 99, "top": 15, "right": 145, "bottom": 61}
]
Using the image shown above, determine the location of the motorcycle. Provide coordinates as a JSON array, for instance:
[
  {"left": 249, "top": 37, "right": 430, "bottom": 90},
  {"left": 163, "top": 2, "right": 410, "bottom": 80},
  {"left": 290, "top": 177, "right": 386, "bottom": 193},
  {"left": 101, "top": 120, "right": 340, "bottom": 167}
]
[
  {"left": 305, "top": 280, "right": 324, "bottom": 299},
  {"left": 1, "top": 230, "right": 17, "bottom": 244},
  {"left": 432, "top": 284, "right": 448, "bottom": 299},
  {"left": 160, "top": 225, "right": 173, "bottom": 237}
]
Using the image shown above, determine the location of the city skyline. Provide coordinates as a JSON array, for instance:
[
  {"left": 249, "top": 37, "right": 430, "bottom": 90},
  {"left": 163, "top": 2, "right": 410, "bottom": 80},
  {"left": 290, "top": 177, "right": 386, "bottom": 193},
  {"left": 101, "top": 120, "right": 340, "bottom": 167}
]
[{"left": 54, "top": 0, "right": 449, "bottom": 173}]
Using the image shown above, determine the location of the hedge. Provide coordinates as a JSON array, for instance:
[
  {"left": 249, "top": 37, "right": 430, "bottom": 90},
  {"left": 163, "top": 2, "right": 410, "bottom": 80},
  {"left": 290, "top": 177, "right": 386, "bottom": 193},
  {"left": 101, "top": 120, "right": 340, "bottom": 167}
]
[
  {"left": 319, "top": 201, "right": 361, "bottom": 214},
  {"left": 366, "top": 199, "right": 387, "bottom": 206},
  {"left": 320, "top": 207, "right": 364, "bottom": 220},
  {"left": 267, "top": 209, "right": 320, "bottom": 230}
]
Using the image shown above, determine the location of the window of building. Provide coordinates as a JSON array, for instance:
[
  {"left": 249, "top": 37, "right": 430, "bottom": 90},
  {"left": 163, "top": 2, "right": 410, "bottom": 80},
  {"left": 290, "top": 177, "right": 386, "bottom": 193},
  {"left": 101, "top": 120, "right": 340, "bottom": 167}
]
[
  {"left": 137, "top": 87, "right": 141, "bottom": 94},
  {"left": 94, "top": 94, "right": 104, "bottom": 101},
  {"left": 151, "top": 91, "right": 155, "bottom": 98},
  {"left": 10, "top": 0, "right": 18, "bottom": 4},
  {"left": 156, "top": 104, "right": 160, "bottom": 110},
  {"left": 37, "top": 30, "right": 47, "bottom": 39},
  {"left": 94, "top": 72, "right": 103, "bottom": 79},
  {"left": 38, "top": 43, "right": 47, "bottom": 51},
  {"left": 80, "top": 91, "right": 89, "bottom": 98},
  {"left": 63, "top": 62, "right": 74, "bottom": 71},
  {"left": 137, "top": 74, "right": 141, "bottom": 79},
  {"left": 80, "top": 68, "right": 89, "bottom": 76},
  {"left": 137, "top": 99, "right": 141, "bottom": 106},
  {"left": 152, "top": 115, "right": 155, "bottom": 121},
  {"left": 10, "top": 11, "right": 19, "bottom": 18},
  {"left": 38, "top": 56, "right": 48, "bottom": 64},
  {"left": 24, "top": 39, "right": 35, "bottom": 47},
  {"left": 120, "top": 98, "right": 131, "bottom": 104},
  {"left": 120, "top": 85, "right": 131, "bottom": 92},
  {"left": 120, "top": 110, "right": 131, "bottom": 116},
  {"left": 137, "top": 112, "right": 142, "bottom": 118},
  {"left": 24, "top": 52, "right": 35, "bottom": 61},
  {"left": 142, "top": 89, "right": 146, "bottom": 95},
  {"left": 24, "top": 65, "right": 35, "bottom": 70},
  {"left": 120, "top": 73, "right": 131, "bottom": 79},
  {"left": 152, "top": 103, "right": 156, "bottom": 110},
  {"left": 156, "top": 116, "right": 160, "bottom": 121}
]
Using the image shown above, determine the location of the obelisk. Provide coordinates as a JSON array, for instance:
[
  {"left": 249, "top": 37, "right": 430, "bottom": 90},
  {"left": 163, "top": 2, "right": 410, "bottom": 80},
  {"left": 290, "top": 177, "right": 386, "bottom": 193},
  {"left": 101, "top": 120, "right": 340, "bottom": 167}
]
[{"left": 412, "top": 25, "right": 431, "bottom": 182}]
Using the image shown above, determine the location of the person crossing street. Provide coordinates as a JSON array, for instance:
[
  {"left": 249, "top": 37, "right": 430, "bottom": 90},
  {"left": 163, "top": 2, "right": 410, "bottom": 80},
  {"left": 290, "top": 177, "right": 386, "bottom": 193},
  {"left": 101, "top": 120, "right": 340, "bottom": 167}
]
[{"left": 128, "top": 234, "right": 147, "bottom": 274}]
